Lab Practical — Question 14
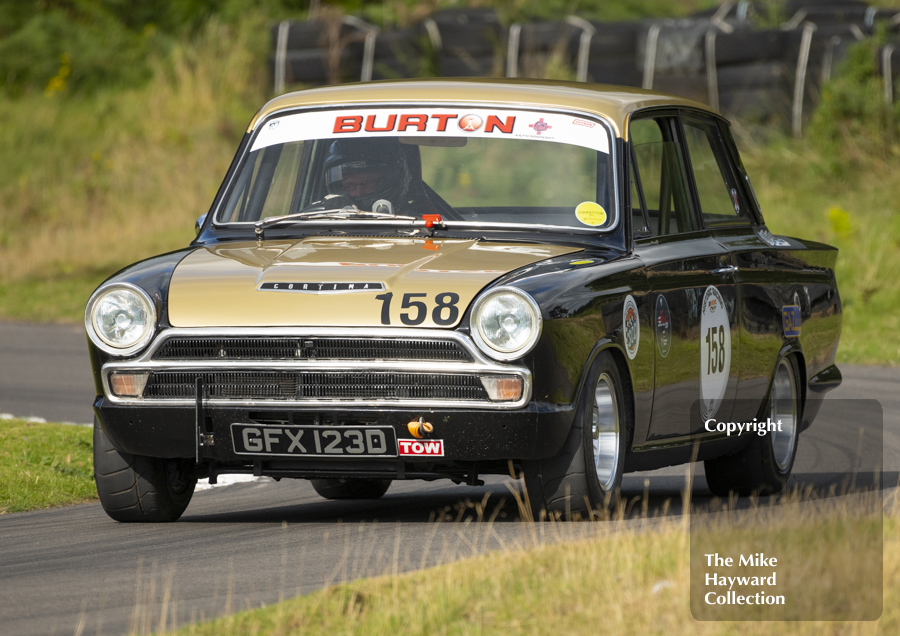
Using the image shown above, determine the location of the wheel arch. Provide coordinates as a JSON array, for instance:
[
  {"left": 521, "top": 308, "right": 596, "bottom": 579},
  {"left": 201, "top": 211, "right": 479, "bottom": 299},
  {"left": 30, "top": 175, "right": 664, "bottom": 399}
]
[{"left": 571, "top": 340, "right": 636, "bottom": 449}]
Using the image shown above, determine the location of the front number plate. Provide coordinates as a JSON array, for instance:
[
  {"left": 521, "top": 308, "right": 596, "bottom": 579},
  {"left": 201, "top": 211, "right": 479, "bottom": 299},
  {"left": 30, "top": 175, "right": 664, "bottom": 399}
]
[{"left": 231, "top": 424, "right": 398, "bottom": 458}]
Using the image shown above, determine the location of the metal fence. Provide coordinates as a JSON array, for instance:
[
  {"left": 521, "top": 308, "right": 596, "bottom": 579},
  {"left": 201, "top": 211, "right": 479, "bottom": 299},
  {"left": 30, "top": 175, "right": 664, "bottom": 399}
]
[{"left": 270, "top": 1, "right": 900, "bottom": 135}]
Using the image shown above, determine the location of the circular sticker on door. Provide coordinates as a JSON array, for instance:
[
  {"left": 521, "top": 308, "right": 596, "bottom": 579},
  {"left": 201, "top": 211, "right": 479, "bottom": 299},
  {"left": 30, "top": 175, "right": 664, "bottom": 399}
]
[
  {"left": 656, "top": 295, "right": 672, "bottom": 358},
  {"left": 700, "top": 285, "right": 731, "bottom": 420},
  {"left": 623, "top": 295, "right": 640, "bottom": 360}
]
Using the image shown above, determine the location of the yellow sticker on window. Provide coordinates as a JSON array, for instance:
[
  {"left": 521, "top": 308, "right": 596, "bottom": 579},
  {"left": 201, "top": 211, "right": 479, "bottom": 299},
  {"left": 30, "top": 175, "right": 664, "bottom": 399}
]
[{"left": 575, "top": 202, "right": 607, "bottom": 227}]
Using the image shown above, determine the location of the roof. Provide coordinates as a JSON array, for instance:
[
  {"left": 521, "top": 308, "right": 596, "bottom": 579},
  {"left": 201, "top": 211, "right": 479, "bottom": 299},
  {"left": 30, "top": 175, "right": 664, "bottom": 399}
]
[{"left": 247, "top": 78, "right": 719, "bottom": 138}]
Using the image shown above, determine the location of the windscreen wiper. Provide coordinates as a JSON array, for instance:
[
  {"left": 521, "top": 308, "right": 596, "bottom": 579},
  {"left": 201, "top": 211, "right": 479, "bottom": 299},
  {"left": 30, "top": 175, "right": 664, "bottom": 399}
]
[{"left": 254, "top": 201, "right": 415, "bottom": 239}]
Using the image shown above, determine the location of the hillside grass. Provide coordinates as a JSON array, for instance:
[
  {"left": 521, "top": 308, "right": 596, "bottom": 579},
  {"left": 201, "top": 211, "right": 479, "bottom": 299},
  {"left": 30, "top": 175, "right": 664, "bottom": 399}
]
[
  {"left": 168, "top": 495, "right": 893, "bottom": 635},
  {"left": 0, "top": 419, "right": 96, "bottom": 514},
  {"left": 0, "top": 18, "right": 266, "bottom": 323},
  {"left": 741, "top": 141, "right": 900, "bottom": 366},
  {"left": 0, "top": 10, "right": 897, "bottom": 365}
]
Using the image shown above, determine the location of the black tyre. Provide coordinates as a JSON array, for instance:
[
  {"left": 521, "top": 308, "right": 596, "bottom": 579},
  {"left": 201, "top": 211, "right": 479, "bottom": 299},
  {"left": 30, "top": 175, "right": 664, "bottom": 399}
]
[
  {"left": 716, "top": 61, "right": 790, "bottom": 92},
  {"left": 586, "top": 59, "right": 643, "bottom": 87},
  {"left": 589, "top": 21, "right": 642, "bottom": 51},
  {"left": 714, "top": 30, "right": 788, "bottom": 65},
  {"left": 310, "top": 477, "right": 392, "bottom": 500},
  {"left": 705, "top": 355, "right": 801, "bottom": 497},
  {"left": 524, "top": 351, "right": 632, "bottom": 519},
  {"left": 93, "top": 419, "right": 196, "bottom": 522},
  {"left": 429, "top": 8, "right": 502, "bottom": 51}
]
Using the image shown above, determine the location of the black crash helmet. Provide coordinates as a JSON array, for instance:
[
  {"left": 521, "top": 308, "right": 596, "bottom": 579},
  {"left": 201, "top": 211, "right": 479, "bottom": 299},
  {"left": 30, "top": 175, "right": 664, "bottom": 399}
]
[{"left": 323, "top": 138, "right": 411, "bottom": 211}]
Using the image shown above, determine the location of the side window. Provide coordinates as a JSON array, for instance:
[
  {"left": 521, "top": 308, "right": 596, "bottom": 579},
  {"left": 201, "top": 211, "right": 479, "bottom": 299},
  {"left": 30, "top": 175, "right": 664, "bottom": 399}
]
[
  {"left": 682, "top": 118, "right": 748, "bottom": 226},
  {"left": 629, "top": 116, "right": 696, "bottom": 237},
  {"left": 629, "top": 145, "right": 650, "bottom": 235},
  {"left": 721, "top": 128, "right": 763, "bottom": 225}
]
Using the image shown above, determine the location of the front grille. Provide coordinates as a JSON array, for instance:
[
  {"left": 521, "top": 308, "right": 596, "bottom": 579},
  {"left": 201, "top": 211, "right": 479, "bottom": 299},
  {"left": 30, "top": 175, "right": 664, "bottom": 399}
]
[
  {"left": 142, "top": 372, "right": 488, "bottom": 401},
  {"left": 153, "top": 337, "right": 471, "bottom": 362}
]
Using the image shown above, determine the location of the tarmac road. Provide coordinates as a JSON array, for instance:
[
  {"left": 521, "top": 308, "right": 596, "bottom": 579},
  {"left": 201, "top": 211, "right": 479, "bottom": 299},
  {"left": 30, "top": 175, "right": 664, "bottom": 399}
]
[
  {"left": 0, "top": 321, "right": 895, "bottom": 635},
  {"left": 0, "top": 321, "right": 94, "bottom": 424}
]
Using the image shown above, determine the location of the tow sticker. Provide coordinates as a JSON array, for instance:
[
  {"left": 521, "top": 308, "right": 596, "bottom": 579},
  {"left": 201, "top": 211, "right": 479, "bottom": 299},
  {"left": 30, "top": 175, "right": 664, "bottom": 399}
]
[
  {"left": 398, "top": 439, "right": 444, "bottom": 456},
  {"left": 700, "top": 285, "right": 731, "bottom": 420},
  {"left": 623, "top": 295, "right": 640, "bottom": 360},
  {"left": 575, "top": 202, "right": 608, "bottom": 227}
]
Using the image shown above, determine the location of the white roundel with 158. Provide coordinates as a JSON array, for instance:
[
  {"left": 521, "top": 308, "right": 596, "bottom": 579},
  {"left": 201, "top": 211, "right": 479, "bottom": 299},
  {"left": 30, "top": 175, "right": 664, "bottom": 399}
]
[
  {"left": 623, "top": 295, "right": 640, "bottom": 360},
  {"left": 700, "top": 285, "right": 731, "bottom": 420}
]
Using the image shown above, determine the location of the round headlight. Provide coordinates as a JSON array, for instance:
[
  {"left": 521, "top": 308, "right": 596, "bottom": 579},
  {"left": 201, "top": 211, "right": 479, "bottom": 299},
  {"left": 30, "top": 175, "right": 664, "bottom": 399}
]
[
  {"left": 85, "top": 283, "right": 156, "bottom": 356},
  {"left": 471, "top": 287, "right": 542, "bottom": 360}
]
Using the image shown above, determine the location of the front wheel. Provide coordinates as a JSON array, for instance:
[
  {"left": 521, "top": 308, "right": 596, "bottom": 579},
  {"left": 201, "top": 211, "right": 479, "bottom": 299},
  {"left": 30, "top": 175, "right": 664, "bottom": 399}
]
[
  {"left": 93, "top": 419, "right": 196, "bottom": 522},
  {"left": 704, "top": 355, "right": 801, "bottom": 497},
  {"left": 523, "top": 351, "right": 632, "bottom": 519}
]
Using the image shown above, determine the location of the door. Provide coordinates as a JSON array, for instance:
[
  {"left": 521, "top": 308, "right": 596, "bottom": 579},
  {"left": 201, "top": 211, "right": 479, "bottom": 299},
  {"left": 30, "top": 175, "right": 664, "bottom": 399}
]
[
  {"left": 683, "top": 115, "right": 805, "bottom": 425},
  {"left": 679, "top": 114, "right": 749, "bottom": 430},
  {"left": 629, "top": 111, "right": 739, "bottom": 445}
]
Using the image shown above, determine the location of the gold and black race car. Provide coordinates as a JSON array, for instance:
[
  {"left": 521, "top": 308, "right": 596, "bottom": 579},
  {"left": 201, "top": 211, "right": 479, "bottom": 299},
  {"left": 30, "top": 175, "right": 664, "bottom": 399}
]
[{"left": 85, "top": 79, "right": 842, "bottom": 521}]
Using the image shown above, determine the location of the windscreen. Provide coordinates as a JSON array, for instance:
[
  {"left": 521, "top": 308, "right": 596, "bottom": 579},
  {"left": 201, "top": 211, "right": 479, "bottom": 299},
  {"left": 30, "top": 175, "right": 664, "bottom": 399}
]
[{"left": 217, "top": 107, "right": 617, "bottom": 231}]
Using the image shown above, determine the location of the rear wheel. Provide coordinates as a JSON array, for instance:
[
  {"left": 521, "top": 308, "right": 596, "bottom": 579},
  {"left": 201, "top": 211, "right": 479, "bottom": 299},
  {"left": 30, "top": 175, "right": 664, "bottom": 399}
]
[
  {"left": 524, "top": 351, "right": 632, "bottom": 519},
  {"left": 704, "top": 355, "right": 801, "bottom": 497},
  {"left": 310, "top": 478, "right": 392, "bottom": 500},
  {"left": 93, "top": 419, "right": 196, "bottom": 522}
]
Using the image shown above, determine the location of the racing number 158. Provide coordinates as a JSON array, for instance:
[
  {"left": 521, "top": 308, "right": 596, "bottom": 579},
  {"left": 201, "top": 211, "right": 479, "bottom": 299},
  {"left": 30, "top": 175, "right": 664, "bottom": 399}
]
[
  {"left": 375, "top": 292, "right": 460, "bottom": 326},
  {"left": 705, "top": 326, "right": 726, "bottom": 374}
]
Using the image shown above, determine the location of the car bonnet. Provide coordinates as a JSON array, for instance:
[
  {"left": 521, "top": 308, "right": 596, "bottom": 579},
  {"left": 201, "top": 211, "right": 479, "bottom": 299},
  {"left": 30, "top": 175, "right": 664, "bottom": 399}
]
[{"left": 167, "top": 237, "right": 580, "bottom": 328}]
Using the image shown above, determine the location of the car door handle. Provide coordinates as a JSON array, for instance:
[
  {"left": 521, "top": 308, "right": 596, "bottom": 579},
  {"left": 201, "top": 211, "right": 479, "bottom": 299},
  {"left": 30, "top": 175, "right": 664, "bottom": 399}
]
[{"left": 713, "top": 265, "right": 737, "bottom": 276}]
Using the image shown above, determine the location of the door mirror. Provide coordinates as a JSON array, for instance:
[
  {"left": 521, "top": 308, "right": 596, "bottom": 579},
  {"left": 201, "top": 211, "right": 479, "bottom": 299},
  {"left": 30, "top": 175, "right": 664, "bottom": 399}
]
[{"left": 194, "top": 213, "right": 208, "bottom": 235}]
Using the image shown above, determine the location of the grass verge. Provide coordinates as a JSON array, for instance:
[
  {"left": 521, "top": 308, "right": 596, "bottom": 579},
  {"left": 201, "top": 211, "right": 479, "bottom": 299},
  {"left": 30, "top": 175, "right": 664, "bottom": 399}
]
[
  {"left": 170, "top": 493, "right": 894, "bottom": 635},
  {"left": 0, "top": 418, "right": 96, "bottom": 514},
  {"left": 741, "top": 139, "right": 900, "bottom": 366}
]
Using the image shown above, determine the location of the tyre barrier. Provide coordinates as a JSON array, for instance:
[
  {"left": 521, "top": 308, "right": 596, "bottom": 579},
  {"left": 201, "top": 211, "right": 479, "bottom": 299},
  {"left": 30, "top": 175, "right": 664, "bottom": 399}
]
[
  {"left": 423, "top": 8, "right": 504, "bottom": 77},
  {"left": 586, "top": 20, "right": 644, "bottom": 86},
  {"left": 271, "top": 3, "right": 900, "bottom": 132}
]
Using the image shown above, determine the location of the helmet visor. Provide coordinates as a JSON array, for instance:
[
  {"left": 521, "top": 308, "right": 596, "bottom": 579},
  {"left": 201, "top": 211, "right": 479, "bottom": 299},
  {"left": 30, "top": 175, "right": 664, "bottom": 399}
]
[{"left": 326, "top": 161, "right": 390, "bottom": 199}]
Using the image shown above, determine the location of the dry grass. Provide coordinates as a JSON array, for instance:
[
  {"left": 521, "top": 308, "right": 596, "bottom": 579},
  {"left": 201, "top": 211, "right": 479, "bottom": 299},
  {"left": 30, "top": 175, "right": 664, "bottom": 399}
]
[{"left": 152, "top": 485, "right": 895, "bottom": 636}]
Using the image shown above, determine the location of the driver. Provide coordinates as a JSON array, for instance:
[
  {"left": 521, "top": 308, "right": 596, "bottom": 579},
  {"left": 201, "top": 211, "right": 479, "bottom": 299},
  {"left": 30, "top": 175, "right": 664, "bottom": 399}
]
[{"left": 323, "top": 138, "right": 412, "bottom": 213}]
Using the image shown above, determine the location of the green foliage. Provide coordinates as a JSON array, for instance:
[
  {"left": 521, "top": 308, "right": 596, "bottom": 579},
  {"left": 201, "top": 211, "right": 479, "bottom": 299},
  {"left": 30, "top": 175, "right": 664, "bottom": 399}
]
[
  {"left": 493, "top": 0, "right": 717, "bottom": 23},
  {"left": 0, "top": 4, "right": 166, "bottom": 96},
  {"left": 0, "top": 0, "right": 725, "bottom": 95},
  {"left": 0, "top": 419, "right": 96, "bottom": 514},
  {"left": 807, "top": 33, "right": 900, "bottom": 171},
  {"left": 0, "top": 0, "right": 309, "bottom": 96},
  {"left": 347, "top": 0, "right": 719, "bottom": 27},
  {"left": 746, "top": 0, "right": 788, "bottom": 29}
]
